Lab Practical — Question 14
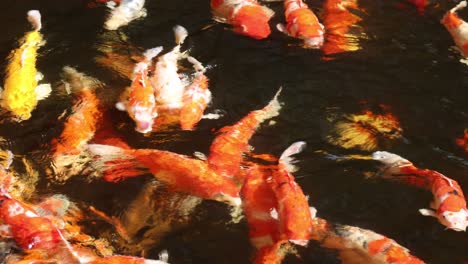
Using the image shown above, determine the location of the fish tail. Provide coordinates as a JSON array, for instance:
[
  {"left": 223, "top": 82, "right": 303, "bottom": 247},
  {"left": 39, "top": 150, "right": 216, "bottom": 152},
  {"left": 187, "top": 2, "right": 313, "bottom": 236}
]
[
  {"left": 86, "top": 144, "right": 149, "bottom": 182},
  {"left": 257, "top": 87, "right": 283, "bottom": 122},
  {"left": 27, "top": 10, "right": 42, "bottom": 31},
  {"left": 279, "top": 141, "right": 306, "bottom": 173}
]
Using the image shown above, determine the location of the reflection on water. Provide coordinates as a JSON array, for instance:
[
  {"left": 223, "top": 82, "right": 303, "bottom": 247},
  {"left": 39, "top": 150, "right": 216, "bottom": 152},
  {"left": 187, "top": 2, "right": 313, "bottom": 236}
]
[{"left": 0, "top": 0, "right": 468, "bottom": 263}]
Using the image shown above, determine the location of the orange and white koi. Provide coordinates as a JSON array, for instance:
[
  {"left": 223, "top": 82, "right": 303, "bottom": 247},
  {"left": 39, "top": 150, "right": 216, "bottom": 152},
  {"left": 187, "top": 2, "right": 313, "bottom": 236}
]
[
  {"left": 310, "top": 216, "right": 425, "bottom": 264},
  {"left": 270, "top": 141, "right": 313, "bottom": 246},
  {"left": 0, "top": 10, "right": 51, "bottom": 121},
  {"left": 51, "top": 67, "right": 102, "bottom": 157},
  {"left": 441, "top": 1, "right": 468, "bottom": 57},
  {"left": 116, "top": 47, "right": 162, "bottom": 133},
  {"left": 321, "top": 0, "right": 363, "bottom": 58},
  {"left": 211, "top": 0, "right": 275, "bottom": 39},
  {"left": 179, "top": 57, "right": 211, "bottom": 130},
  {"left": 208, "top": 88, "right": 282, "bottom": 181},
  {"left": 104, "top": 0, "right": 146, "bottom": 30},
  {"left": 277, "top": 0, "right": 324, "bottom": 48},
  {"left": 372, "top": 151, "right": 468, "bottom": 231},
  {"left": 151, "top": 26, "right": 188, "bottom": 110}
]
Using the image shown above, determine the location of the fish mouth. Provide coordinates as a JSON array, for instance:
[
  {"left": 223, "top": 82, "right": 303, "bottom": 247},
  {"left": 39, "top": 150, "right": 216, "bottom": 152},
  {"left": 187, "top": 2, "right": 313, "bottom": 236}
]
[
  {"left": 304, "top": 36, "right": 324, "bottom": 49},
  {"left": 135, "top": 121, "right": 152, "bottom": 133}
]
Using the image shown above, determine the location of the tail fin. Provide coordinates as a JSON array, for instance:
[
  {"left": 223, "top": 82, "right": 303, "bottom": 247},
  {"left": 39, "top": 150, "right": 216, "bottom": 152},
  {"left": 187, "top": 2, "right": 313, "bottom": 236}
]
[
  {"left": 257, "top": 87, "right": 283, "bottom": 122},
  {"left": 451, "top": 0, "right": 467, "bottom": 13},
  {"left": 279, "top": 141, "right": 306, "bottom": 173},
  {"left": 27, "top": 10, "right": 42, "bottom": 31},
  {"left": 174, "top": 25, "right": 188, "bottom": 45},
  {"left": 61, "top": 66, "right": 102, "bottom": 93},
  {"left": 86, "top": 144, "right": 149, "bottom": 182}
]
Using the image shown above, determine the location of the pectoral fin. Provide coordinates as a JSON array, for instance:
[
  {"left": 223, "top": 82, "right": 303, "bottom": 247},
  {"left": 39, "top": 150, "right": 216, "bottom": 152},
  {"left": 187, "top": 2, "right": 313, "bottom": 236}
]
[
  {"left": 115, "top": 102, "right": 126, "bottom": 111},
  {"left": 276, "top": 23, "right": 288, "bottom": 35},
  {"left": 419, "top": 208, "right": 437, "bottom": 218},
  {"left": 35, "top": 83, "right": 52, "bottom": 101}
]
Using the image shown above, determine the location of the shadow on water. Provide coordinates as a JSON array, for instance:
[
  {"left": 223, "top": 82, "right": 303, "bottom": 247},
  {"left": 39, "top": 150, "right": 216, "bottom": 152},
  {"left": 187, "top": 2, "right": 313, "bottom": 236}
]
[{"left": 0, "top": 0, "right": 467, "bottom": 263}]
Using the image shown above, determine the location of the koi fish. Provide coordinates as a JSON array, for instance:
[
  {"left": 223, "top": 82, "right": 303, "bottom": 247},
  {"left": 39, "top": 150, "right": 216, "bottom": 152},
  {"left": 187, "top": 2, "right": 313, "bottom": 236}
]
[
  {"left": 151, "top": 25, "right": 188, "bottom": 110},
  {"left": 0, "top": 10, "right": 51, "bottom": 120},
  {"left": 372, "top": 151, "right": 468, "bottom": 231},
  {"left": 86, "top": 144, "right": 241, "bottom": 206},
  {"left": 211, "top": 0, "right": 275, "bottom": 39},
  {"left": 321, "top": 0, "right": 363, "bottom": 58},
  {"left": 270, "top": 141, "right": 313, "bottom": 246},
  {"left": 116, "top": 47, "right": 162, "bottom": 133},
  {"left": 407, "top": 0, "right": 428, "bottom": 13},
  {"left": 52, "top": 67, "right": 102, "bottom": 157},
  {"left": 179, "top": 57, "right": 212, "bottom": 130},
  {"left": 326, "top": 108, "right": 403, "bottom": 151},
  {"left": 455, "top": 129, "right": 468, "bottom": 152},
  {"left": 277, "top": 0, "right": 325, "bottom": 48},
  {"left": 104, "top": 0, "right": 147, "bottom": 30},
  {"left": 208, "top": 88, "right": 282, "bottom": 181},
  {"left": 310, "top": 216, "right": 425, "bottom": 264},
  {"left": 441, "top": 1, "right": 468, "bottom": 57}
]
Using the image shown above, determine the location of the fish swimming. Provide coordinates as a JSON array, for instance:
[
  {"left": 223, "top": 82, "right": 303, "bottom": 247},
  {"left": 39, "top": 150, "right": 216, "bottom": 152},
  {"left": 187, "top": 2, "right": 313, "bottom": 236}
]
[
  {"left": 1, "top": 10, "right": 51, "bottom": 120},
  {"left": 104, "top": 0, "right": 146, "bottom": 30},
  {"left": 372, "top": 151, "right": 468, "bottom": 231},
  {"left": 441, "top": 1, "right": 468, "bottom": 57},
  {"left": 277, "top": 0, "right": 325, "bottom": 48},
  {"left": 321, "top": 0, "right": 363, "bottom": 58},
  {"left": 151, "top": 25, "right": 188, "bottom": 110},
  {"left": 116, "top": 47, "right": 162, "bottom": 133},
  {"left": 211, "top": 0, "right": 275, "bottom": 39}
]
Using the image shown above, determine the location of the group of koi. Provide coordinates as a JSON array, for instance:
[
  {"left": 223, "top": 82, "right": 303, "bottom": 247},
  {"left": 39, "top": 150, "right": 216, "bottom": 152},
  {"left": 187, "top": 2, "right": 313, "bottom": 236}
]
[{"left": 0, "top": 0, "right": 466, "bottom": 263}]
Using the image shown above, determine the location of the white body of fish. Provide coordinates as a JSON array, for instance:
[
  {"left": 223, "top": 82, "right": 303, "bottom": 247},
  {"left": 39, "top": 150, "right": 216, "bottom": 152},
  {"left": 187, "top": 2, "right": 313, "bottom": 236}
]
[{"left": 104, "top": 0, "right": 147, "bottom": 30}]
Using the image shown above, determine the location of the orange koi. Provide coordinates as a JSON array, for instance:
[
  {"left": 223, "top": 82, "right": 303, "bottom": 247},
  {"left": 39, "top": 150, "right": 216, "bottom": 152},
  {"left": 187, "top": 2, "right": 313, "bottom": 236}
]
[
  {"left": 51, "top": 67, "right": 102, "bottom": 157},
  {"left": 88, "top": 254, "right": 169, "bottom": 264},
  {"left": 373, "top": 151, "right": 468, "bottom": 231},
  {"left": 455, "top": 129, "right": 468, "bottom": 152},
  {"left": 208, "top": 88, "right": 282, "bottom": 181},
  {"left": 211, "top": 0, "right": 275, "bottom": 39},
  {"left": 87, "top": 144, "right": 241, "bottom": 206},
  {"left": 277, "top": 0, "right": 324, "bottom": 48},
  {"left": 321, "top": 0, "right": 363, "bottom": 58},
  {"left": 179, "top": 59, "right": 212, "bottom": 131},
  {"left": 241, "top": 164, "right": 280, "bottom": 249},
  {"left": 441, "top": 1, "right": 468, "bottom": 57},
  {"left": 310, "top": 217, "right": 425, "bottom": 264},
  {"left": 116, "top": 47, "right": 162, "bottom": 133}
]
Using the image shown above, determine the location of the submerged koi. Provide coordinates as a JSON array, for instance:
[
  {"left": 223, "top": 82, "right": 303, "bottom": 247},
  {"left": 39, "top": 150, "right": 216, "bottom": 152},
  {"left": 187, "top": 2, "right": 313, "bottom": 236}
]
[
  {"left": 277, "top": 0, "right": 325, "bottom": 48},
  {"left": 441, "top": 1, "right": 468, "bottom": 57},
  {"left": 116, "top": 47, "right": 162, "bottom": 133},
  {"left": 455, "top": 129, "right": 468, "bottom": 152},
  {"left": 208, "top": 88, "right": 282, "bottom": 181},
  {"left": 211, "top": 0, "right": 274, "bottom": 39},
  {"left": 372, "top": 151, "right": 468, "bottom": 231},
  {"left": 310, "top": 217, "right": 425, "bottom": 264},
  {"left": 104, "top": 0, "right": 146, "bottom": 30},
  {"left": 407, "top": 0, "right": 428, "bottom": 13},
  {"left": 52, "top": 67, "right": 102, "bottom": 157},
  {"left": 321, "top": 0, "right": 363, "bottom": 58},
  {"left": 1, "top": 10, "right": 51, "bottom": 120},
  {"left": 151, "top": 25, "right": 188, "bottom": 110}
]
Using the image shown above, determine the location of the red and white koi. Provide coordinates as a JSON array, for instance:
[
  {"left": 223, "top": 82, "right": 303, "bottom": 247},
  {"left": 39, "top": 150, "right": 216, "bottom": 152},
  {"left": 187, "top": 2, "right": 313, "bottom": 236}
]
[
  {"left": 372, "top": 151, "right": 468, "bottom": 231},
  {"left": 116, "top": 47, "right": 162, "bottom": 133},
  {"left": 211, "top": 0, "right": 275, "bottom": 39},
  {"left": 0, "top": 10, "right": 51, "bottom": 121},
  {"left": 441, "top": 1, "right": 468, "bottom": 57},
  {"left": 104, "top": 0, "right": 147, "bottom": 30},
  {"left": 277, "top": 0, "right": 325, "bottom": 48},
  {"left": 151, "top": 25, "right": 188, "bottom": 110}
]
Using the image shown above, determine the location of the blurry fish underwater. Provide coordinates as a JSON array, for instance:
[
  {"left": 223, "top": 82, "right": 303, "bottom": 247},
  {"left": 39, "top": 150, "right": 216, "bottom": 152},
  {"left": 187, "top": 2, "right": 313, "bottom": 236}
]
[{"left": 1, "top": 10, "right": 51, "bottom": 121}]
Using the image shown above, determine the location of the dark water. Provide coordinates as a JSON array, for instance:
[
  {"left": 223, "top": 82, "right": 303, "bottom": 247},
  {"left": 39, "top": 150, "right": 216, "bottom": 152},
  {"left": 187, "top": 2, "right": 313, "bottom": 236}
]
[{"left": 0, "top": 0, "right": 467, "bottom": 263}]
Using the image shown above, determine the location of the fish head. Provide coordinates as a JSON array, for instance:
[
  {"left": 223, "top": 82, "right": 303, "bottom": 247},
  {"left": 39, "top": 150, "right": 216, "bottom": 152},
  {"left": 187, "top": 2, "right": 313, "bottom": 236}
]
[
  {"left": 304, "top": 35, "right": 324, "bottom": 49},
  {"left": 371, "top": 151, "right": 408, "bottom": 166},
  {"left": 439, "top": 209, "right": 468, "bottom": 232},
  {"left": 231, "top": 5, "right": 273, "bottom": 40},
  {"left": 131, "top": 105, "right": 157, "bottom": 134}
]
